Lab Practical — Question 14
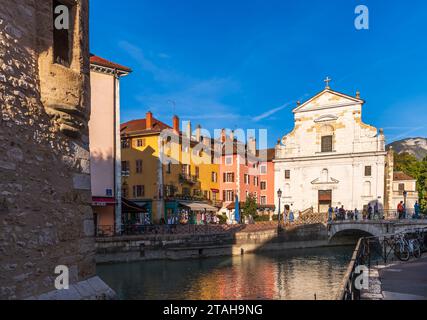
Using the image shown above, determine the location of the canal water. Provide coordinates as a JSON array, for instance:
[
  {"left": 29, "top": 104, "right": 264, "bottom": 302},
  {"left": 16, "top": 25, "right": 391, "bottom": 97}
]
[{"left": 97, "top": 246, "right": 353, "bottom": 300}]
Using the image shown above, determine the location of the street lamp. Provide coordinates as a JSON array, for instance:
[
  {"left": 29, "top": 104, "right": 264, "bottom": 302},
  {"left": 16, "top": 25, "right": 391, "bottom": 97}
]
[
  {"left": 277, "top": 189, "right": 282, "bottom": 227},
  {"left": 403, "top": 190, "right": 408, "bottom": 219}
]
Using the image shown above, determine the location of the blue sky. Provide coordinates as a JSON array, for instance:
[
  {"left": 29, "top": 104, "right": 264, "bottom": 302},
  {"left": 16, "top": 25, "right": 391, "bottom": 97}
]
[{"left": 90, "top": 0, "right": 427, "bottom": 147}]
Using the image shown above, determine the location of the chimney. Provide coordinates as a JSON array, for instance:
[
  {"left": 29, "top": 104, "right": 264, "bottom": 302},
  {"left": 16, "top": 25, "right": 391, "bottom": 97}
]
[
  {"left": 186, "top": 121, "right": 192, "bottom": 139},
  {"left": 248, "top": 137, "right": 256, "bottom": 155},
  {"left": 173, "top": 115, "right": 180, "bottom": 134},
  {"left": 196, "top": 125, "right": 201, "bottom": 142},
  {"left": 221, "top": 129, "right": 226, "bottom": 143},
  {"left": 146, "top": 111, "right": 153, "bottom": 130}
]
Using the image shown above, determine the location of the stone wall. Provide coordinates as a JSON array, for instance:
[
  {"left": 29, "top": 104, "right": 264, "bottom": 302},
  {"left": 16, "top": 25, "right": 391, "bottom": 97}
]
[{"left": 0, "top": 0, "right": 100, "bottom": 300}]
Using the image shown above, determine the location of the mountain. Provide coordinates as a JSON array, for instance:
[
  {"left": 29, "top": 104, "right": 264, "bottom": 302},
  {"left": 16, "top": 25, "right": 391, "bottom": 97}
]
[{"left": 387, "top": 138, "right": 427, "bottom": 160}]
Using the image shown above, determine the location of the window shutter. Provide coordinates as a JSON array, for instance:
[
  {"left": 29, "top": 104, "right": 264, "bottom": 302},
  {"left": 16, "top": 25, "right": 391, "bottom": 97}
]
[{"left": 321, "top": 135, "right": 333, "bottom": 152}]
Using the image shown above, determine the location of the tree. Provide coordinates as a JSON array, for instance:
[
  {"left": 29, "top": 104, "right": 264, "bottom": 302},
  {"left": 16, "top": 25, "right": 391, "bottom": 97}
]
[{"left": 243, "top": 194, "right": 258, "bottom": 218}]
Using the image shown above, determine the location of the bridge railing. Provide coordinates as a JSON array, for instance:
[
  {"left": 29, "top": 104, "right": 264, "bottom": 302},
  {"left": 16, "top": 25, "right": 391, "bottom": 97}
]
[
  {"left": 330, "top": 209, "right": 424, "bottom": 222},
  {"left": 336, "top": 227, "right": 427, "bottom": 300}
]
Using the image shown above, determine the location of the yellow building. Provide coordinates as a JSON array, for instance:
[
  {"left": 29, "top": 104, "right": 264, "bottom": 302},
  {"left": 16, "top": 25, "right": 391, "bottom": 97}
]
[{"left": 121, "top": 112, "right": 221, "bottom": 224}]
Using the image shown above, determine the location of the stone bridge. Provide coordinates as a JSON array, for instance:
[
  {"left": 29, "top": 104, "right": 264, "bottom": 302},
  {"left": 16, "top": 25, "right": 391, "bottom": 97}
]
[{"left": 328, "top": 220, "right": 427, "bottom": 240}]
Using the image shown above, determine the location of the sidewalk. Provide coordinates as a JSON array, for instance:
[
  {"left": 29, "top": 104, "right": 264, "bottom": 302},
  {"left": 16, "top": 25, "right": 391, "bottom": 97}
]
[{"left": 364, "top": 256, "right": 427, "bottom": 300}]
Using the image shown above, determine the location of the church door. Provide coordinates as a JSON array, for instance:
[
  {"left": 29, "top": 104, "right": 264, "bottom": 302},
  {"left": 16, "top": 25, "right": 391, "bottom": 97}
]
[{"left": 318, "top": 190, "right": 332, "bottom": 213}]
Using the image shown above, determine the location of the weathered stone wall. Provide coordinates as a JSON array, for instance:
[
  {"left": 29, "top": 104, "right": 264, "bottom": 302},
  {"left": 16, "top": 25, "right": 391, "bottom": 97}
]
[{"left": 0, "top": 0, "right": 96, "bottom": 300}]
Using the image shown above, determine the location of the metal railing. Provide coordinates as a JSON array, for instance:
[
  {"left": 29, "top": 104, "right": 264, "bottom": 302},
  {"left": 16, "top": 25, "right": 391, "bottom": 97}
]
[
  {"left": 331, "top": 209, "right": 425, "bottom": 222},
  {"left": 96, "top": 221, "right": 285, "bottom": 238},
  {"left": 337, "top": 227, "right": 427, "bottom": 300}
]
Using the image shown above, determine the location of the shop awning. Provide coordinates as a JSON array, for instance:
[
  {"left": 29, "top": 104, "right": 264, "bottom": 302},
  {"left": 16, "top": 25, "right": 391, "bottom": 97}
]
[
  {"left": 92, "top": 197, "right": 116, "bottom": 207},
  {"left": 122, "top": 198, "right": 147, "bottom": 213},
  {"left": 178, "top": 201, "right": 218, "bottom": 212}
]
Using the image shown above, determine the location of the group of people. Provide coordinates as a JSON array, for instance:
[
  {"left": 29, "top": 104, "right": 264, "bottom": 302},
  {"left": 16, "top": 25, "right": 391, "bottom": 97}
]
[
  {"left": 282, "top": 207, "right": 295, "bottom": 224},
  {"left": 328, "top": 200, "right": 423, "bottom": 222},
  {"left": 328, "top": 203, "right": 382, "bottom": 222},
  {"left": 328, "top": 205, "right": 363, "bottom": 222},
  {"left": 397, "top": 200, "right": 422, "bottom": 219}
]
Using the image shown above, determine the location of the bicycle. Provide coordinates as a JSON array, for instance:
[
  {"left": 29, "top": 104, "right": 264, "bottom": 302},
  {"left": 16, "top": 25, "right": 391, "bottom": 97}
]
[{"left": 393, "top": 233, "right": 421, "bottom": 261}]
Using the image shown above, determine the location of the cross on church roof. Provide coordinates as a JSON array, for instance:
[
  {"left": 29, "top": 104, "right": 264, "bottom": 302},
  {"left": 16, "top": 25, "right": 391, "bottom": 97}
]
[{"left": 324, "top": 77, "right": 332, "bottom": 89}]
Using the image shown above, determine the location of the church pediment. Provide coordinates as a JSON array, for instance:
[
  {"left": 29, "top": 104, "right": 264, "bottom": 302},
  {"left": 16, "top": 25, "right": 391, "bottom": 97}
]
[
  {"left": 293, "top": 89, "right": 363, "bottom": 113},
  {"left": 314, "top": 114, "right": 338, "bottom": 122},
  {"left": 311, "top": 177, "right": 339, "bottom": 185},
  {"left": 311, "top": 169, "right": 339, "bottom": 185}
]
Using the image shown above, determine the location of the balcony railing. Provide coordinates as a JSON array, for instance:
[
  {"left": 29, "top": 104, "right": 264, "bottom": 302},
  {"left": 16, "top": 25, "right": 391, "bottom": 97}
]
[{"left": 179, "top": 174, "right": 198, "bottom": 184}]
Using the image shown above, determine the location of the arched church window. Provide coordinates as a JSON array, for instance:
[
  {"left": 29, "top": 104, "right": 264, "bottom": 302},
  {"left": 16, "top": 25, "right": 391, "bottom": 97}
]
[
  {"left": 284, "top": 183, "right": 291, "bottom": 196},
  {"left": 320, "top": 125, "right": 334, "bottom": 153}
]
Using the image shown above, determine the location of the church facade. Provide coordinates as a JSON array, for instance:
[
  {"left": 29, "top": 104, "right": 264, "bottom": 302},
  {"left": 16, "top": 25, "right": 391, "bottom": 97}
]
[{"left": 274, "top": 84, "right": 387, "bottom": 214}]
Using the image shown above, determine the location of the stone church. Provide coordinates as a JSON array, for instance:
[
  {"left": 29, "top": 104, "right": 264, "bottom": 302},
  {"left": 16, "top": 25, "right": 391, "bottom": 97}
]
[{"left": 274, "top": 82, "right": 388, "bottom": 214}]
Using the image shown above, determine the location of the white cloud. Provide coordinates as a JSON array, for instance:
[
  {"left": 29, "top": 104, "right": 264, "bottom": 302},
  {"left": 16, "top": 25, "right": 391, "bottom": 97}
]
[{"left": 253, "top": 102, "right": 292, "bottom": 122}]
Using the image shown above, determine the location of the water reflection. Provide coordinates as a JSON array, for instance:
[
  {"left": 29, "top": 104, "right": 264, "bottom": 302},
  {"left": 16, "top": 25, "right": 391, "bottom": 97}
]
[{"left": 97, "top": 246, "right": 353, "bottom": 300}]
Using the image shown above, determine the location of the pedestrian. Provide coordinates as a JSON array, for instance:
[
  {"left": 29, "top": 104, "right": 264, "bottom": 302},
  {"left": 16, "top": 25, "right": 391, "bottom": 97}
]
[
  {"left": 355, "top": 208, "right": 359, "bottom": 221},
  {"left": 328, "top": 205, "right": 333, "bottom": 222},
  {"left": 339, "top": 206, "right": 346, "bottom": 221},
  {"left": 334, "top": 207, "right": 339, "bottom": 221},
  {"left": 414, "top": 201, "right": 421, "bottom": 219},
  {"left": 368, "top": 205, "right": 373, "bottom": 220},
  {"left": 289, "top": 209, "right": 294, "bottom": 223},
  {"left": 397, "top": 201, "right": 404, "bottom": 219},
  {"left": 374, "top": 202, "right": 379, "bottom": 220}
]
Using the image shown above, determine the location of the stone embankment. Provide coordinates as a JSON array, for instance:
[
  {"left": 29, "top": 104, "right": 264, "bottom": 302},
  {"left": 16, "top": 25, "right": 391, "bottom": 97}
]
[{"left": 95, "top": 223, "right": 348, "bottom": 264}]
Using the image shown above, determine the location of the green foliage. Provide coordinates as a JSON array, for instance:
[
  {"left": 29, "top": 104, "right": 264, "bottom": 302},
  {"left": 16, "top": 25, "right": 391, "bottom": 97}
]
[
  {"left": 394, "top": 152, "right": 427, "bottom": 213},
  {"left": 254, "top": 215, "right": 271, "bottom": 222},
  {"left": 243, "top": 194, "right": 258, "bottom": 218},
  {"left": 217, "top": 214, "right": 228, "bottom": 225}
]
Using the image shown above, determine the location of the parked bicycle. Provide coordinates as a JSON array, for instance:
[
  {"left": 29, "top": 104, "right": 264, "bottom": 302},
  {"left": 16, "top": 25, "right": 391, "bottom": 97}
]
[{"left": 393, "top": 232, "right": 421, "bottom": 261}]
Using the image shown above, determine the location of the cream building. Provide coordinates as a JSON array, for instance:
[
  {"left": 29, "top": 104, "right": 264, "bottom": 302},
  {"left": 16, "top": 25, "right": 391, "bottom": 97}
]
[
  {"left": 274, "top": 82, "right": 387, "bottom": 214},
  {"left": 391, "top": 171, "right": 419, "bottom": 212}
]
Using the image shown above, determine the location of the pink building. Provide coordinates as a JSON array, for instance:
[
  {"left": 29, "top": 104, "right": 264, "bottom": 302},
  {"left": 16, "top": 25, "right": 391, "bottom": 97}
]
[
  {"left": 89, "top": 55, "right": 131, "bottom": 234},
  {"left": 219, "top": 131, "right": 275, "bottom": 220}
]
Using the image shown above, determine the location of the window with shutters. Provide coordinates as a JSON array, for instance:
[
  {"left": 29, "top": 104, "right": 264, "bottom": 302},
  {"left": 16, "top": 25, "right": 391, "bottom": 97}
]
[
  {"left": 135, "top": 160, "right": 143, "bottom": 174},
  {"left": 260, "top": 181, "right": 267, "bottom": 190},
  {"left": 133, "top": 185, "right": 145, "bottom": 198},
  {"left": 136, "top": 139, "right": 146, "bottom": 148},
  {"left": 260, "top": 196, "right": 267, "bottom": 205},
  {"left": 321, "top": 135, "right": 333, "bottom": 153},
  {"left": 224, "top": 190, "right": 235, "bottom": 202},
  {"left": 224, "top": 172, "right": 235, "bottom": 183}
]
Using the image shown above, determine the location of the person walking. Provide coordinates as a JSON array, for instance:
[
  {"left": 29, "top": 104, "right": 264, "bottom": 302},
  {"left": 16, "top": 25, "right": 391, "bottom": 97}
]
[
  {"left": 397, "top": 201, "right": 404, "bottom": 219},
  {"left": 374, "top": 202, "right": 379, "bottom": 220},
  {"left": 328, "top": 205, "right": 333, "bottom": 222},
  {"left": 414, "top": 201, "right": 421, "bottom": 219},
  {"left": 355, "top": 208, "right": 359, "bottom": 221},
  {"left": 289, "top": 209, "right": 294, "bottom": 223},
  {"left": 334, "top": 207, "right": 339, "bottom": 221},
  {"left": 367, "top": 205, "right": 373, "bottom": 220},
  {"left": 339, "top": 205, "right": 346, "bottom": 221}
]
